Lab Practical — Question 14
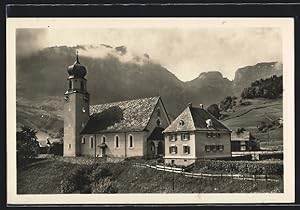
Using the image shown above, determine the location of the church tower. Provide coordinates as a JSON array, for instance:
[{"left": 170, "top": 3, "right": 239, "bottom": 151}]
[{"left": 63, "top": 52, "right": 90, "bottom": 157}]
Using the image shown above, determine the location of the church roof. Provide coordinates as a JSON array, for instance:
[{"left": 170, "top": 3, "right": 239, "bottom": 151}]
[
  {"left": 81, "top": 96, "right": 160, "bottom": 134},
  {"left": 163, "top": 105, "right": 231, "bottom": 133},
  {"left": 67, "top": 52, "right": 87, "bottom": 79}
]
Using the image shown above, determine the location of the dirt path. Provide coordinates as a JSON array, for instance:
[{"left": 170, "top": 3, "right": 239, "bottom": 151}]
[{"left": 222, "top": 103, "right": 281, "bottom": 122}]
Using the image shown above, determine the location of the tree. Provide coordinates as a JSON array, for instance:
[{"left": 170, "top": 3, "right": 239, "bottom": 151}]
[
  {"left": 207, "top": 104, "right": 221, "bottom": 119},
  {"left": 16, "top": 126, "right": 39, "bottom": 163}
]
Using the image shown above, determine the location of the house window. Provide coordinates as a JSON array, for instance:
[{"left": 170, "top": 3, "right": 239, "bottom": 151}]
[
  {"left": 241, "top": 145, "right": 246, "bottom": 151},
  {"left": 169, "top": 133, "right": 177, "bottom": 141},
  {"left": 69, "top": 80, "right": 72, "bottom": 90},
  {"left": 212, "top": 133, "right": 217, "bottom": 138},
  {"left": 218, "top": 145, "right": 224, "bottom": 151},
  {"left": 115, "top": 135, "right": 119, "bottom": 148},
  {"left": 102, "top": 136, "right": 106, "bottom": 143},
  {"left": 205, "top": 145, "right": 224, "bottom": 152},
  {"left": 207, "top": 132, "right": 212, "bottom": 138},
  {"left": 90, "top": 136, "right": 94, "bottom": 148},
  {"left": 205, "top": 145, "right": 210, "bottom": 152},
  {"left": 68, "top": 144, "right": 72, "bottom": 149},
  {"left": 129, "top": 135, "right": 134, "bottom": 148},
  {"left": 82, "top": 137, "right": 86, "bottom": 144},
  {"left": 212, "top": 145, "right": 217, "bottom": 152},
  {"left": 181, "top": 133, "right": 190, "bottom": 140},
  {"left": 183, "top": 146, "right": 190, "bottom": 154},
  {"left": 169, "top": 146, "right": 177, "bottom": 154}
]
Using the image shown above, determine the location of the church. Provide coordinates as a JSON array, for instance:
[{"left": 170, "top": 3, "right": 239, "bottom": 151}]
[{"left": 63, "top": 54, "right": 171, "bottom": 159}]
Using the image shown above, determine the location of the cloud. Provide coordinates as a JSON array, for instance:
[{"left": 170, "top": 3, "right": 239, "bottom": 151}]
[
  {"left": 16, "top": 29, "right": 48, "bottom": 57},
  {"left": 17, "top": 27, "right": 282, "bottom": 81}
]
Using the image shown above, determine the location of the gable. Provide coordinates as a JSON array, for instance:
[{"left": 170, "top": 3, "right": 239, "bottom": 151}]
[
  {"left": 145, "top": 97, "right": 171, "bottom": 132},
  {"left": 163, "top": 107, "right": 195, "bottom": 133}
]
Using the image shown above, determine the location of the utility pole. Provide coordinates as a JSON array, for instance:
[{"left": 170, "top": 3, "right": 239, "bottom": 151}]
[
  {"left": 172, "top": 165, "right": 175, "bottom": 192},
  {"left": 267, "top": 131, "right": 270, "bottom": 148}
]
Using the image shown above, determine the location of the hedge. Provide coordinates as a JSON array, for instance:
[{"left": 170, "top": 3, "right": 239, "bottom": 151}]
[{"left": 193, "top": 160, "right": 283, "bottom": 175}]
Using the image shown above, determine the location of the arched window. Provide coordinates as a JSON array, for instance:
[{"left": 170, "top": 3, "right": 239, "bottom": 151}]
[
  {"left": 156, "top": 119, "right": 161, "bottom": 126},
  {"left": 102, "top": 136, "right": 106, "bottom": 143},
  {"left": 129, "top": 135, "right": 134, "bottom": 148},
  {"left": 69, "top": 80, "right": 72, "bottom": 90},
  {"left": 90, "top": 136, "right": 94, "bottom": 148},
  {"left": 80, "top": 81, "right": 84, "bottom": 90},
  {"left": 115, "top": 135, "right": 119, "bottom": 148},
  {"left": 81, "top": 136, "right": 86, "bottom": 144}
]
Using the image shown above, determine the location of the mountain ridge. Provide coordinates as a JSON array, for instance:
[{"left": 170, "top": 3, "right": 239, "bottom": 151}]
[{"left": 16, "top": 45, "right": 283, "bottom": 136}]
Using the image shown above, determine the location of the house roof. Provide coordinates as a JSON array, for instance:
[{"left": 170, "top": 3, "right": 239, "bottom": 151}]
[
  {"left": 163, "top": 106, "right": 230, "bottom": 133},
  {"left": 148, "top": 127, "right": 164, "bottom": 140},
  {"left": 81, "top": 96, "right": 160, "bottom": 134}
]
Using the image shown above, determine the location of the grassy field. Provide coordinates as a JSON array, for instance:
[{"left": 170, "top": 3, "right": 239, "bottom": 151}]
[
  {"left": 221, "top": 98, "right": 283, "bottom": 150},
  {"left": 17, "top": 158, "right": 283, "bottom": 194}
]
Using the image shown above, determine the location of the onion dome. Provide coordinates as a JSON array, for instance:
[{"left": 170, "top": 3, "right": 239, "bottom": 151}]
[{"left": 67, "top": 52, "right": 87, "bottom": 78}]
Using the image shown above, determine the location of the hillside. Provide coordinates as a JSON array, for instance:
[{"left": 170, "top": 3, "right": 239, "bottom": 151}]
[
  {"left": 16, "top": 96, "right": 63, "bottom": 137},
  {"left": 16, "top": 45, "right": 283, "bottom": 136},
  {"left": 233, "top": 62, "right": 283, "bottom": 95},
  {"left": 221, "top": 98, "right": 283, "bottom": 150},
  {"left": 17, "top": 159, "right": 282, "bottom": 194}
]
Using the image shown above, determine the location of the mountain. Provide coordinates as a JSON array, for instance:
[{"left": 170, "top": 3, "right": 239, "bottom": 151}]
[
  {"left": 233, "top": 62, "right": 283, "bottom": 95},
  {"left": 185, "top": 71, "right": 234, "bottom": 107},
  {"left": 16, "top": 45, "right": 283, "bottom": 136}
]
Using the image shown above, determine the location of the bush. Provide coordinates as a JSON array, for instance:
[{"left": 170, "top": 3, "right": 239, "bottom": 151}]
[
  {"left": 90, "top": 166, "right": 112, "bottom": 183},
  {"left": 241, "top": 75, "right": 282, "bottom": 99},
  {"left": 60, "top": 165, "right": 93, "bottom": 193},
  {"left": 60, "top": 164, "right": 114, "bottom": 194},
  {"left": 206, "top": 104, "right": 221, "bottom": 119},
  {"left": 91, "top": 177, "right": 118, "bottom": 193},
  {"left": 17, "top": 126, "right": 40, "bottom": 164}
]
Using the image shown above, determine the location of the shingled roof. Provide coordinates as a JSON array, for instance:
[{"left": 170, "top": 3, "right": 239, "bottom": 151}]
[
  {"left": 163, "top": 106, "right": 230, "bottom": 133},
  {"left": 81, "top": 96, "right": 160, "bottom": 134}
]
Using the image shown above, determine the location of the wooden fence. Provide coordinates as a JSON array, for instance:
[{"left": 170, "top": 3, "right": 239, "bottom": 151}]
[{"left": 132, "top": 163, "right": 281, "bottom": 182}]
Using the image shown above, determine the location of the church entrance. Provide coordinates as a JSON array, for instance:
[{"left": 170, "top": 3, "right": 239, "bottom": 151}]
[
  {"left": 99, "top": 142, "right": 107, "bottom": 157},
  {"left": 147, "top": 127, "right": 165, "bottom": 159},
  {"left": 157, "top": 141, "right": 163, "bottom": 155}
]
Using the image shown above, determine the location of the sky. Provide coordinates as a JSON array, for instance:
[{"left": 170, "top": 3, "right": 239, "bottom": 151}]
[{"left": 16, "top": 27, "right": 282, "bottom": 81}]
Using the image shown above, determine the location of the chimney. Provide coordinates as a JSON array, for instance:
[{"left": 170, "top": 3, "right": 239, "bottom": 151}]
[
  {"left": 188, "top": 102, "right": 192, "bottom": 107},
  {"left": 199, "top": 104, "right": 203, "bottom": 108}
]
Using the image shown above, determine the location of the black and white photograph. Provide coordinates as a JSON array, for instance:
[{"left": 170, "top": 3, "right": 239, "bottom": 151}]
[{"left": 6, "top": 18, "right": 295, "bottom": 204}]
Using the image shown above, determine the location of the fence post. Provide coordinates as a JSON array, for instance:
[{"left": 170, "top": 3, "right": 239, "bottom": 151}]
[{"left": 265, "top": 175, "right": 268, "bottom": 182}]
